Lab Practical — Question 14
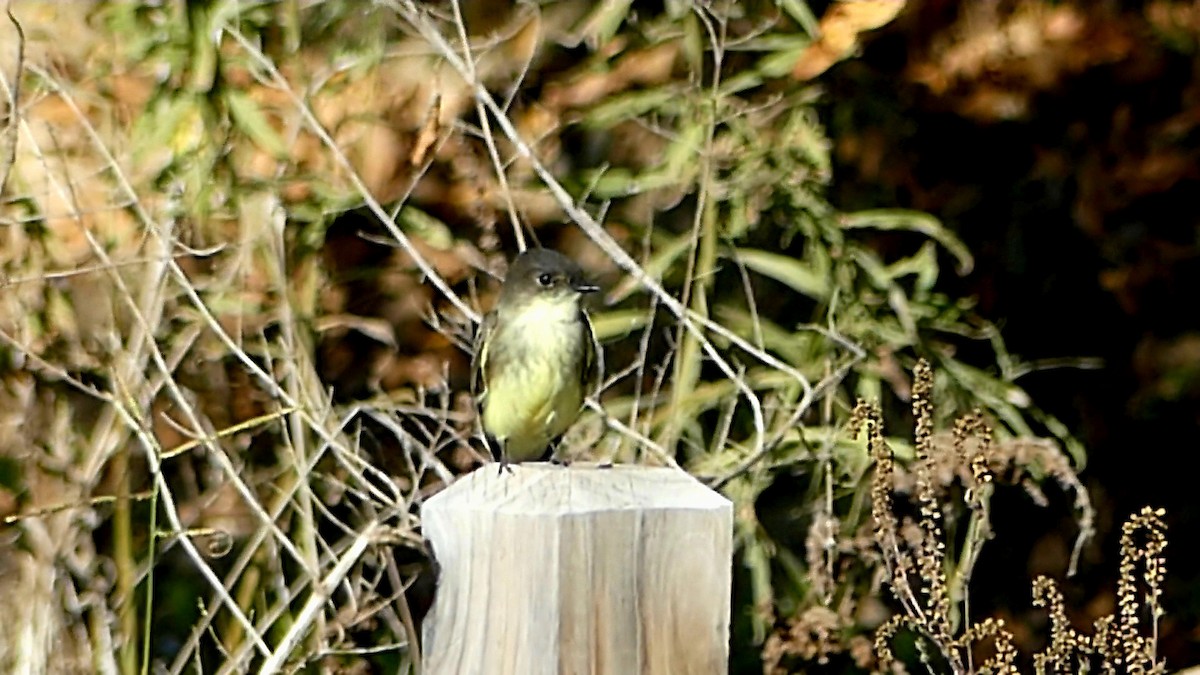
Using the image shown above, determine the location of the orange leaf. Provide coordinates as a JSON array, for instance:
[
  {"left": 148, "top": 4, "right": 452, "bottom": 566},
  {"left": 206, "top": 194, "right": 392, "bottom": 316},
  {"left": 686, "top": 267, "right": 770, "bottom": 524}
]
[{"left": 792, "top": 0, "right": 906, "bottom": 80}]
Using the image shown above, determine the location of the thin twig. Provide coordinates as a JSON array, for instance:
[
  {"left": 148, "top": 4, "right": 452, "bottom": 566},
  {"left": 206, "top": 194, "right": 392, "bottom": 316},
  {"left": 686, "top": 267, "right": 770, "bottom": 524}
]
[
  {"left": 257, "top": 523, "right": 381, "bottom": 674},
  {"left": 447, "top": 0, "right": 527, "bottom": 251},
  {"left": 0, "top": 1, "right": 25, "bottom": 197}
]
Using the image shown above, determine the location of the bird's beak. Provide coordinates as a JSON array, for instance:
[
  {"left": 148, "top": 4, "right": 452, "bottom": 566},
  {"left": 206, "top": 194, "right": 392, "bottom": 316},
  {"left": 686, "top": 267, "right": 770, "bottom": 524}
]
[{"left": 572, "top": 281, "right": 600, "bottom": 294}]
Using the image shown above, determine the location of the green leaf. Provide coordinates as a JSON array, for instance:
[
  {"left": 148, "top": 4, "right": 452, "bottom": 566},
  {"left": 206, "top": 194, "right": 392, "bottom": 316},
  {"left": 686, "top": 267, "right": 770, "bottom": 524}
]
[
  {"left": 840, "top": 209, "right": 974, "bottom": 275},
  {"left": 224, "top": 90, "right": 288, "bottom": 159},
  {"left": 736, "top": 247, "right": 831, "bottom": 300},
  {"left": 663, "top": 120, "right": 707, "bottom": 179},
  {"left": 571, "top": 0, "right": 634, "bottom": 49},
  {"left": 937, "top": 358, "right": 1034, "bottom": 437},
  {"left": 588, "top": 166, "right": 689, "bottom": 198},
  {"left": 716, "top": 306, "right": 803, "bottom": 364},
  {"left": 590, "top": 309, "right": 651, "bottom": 342},
  {"left": 583, "top": 88, "right": 682, "bottom": 128},
  {"left": 718, "top": 70, "right": 765, "bottom": 96},
  {"left": 397, "top": 207, "right": 453, "bottom": 250},
  {"left": 886, "top": 241, "right": 941, "bottom": 292},
  {"left": 1031, "top": 408, "right": 1088, "bottom": 469},
  {"left": 777, "top": 0, "right": 821, "bottom": 37},
  {"left": 756, "top": 39, "right": 811, "bottom": 79},
  {"left": 850, "top": 245, "right": 891, "bottom": 289},
  {"left": 131, "top": 94, "right": 209, "bottom": 175}
]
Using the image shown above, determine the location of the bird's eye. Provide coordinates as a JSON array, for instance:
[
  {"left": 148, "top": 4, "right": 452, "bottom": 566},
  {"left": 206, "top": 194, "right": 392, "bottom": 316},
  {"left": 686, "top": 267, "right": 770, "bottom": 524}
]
[{"left": 537, "top": 273, "right": 554, "bottom": 287}]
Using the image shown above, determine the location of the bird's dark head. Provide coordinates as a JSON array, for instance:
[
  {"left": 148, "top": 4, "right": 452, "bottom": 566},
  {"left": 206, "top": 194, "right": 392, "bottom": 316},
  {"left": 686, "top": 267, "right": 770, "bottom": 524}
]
[{"left": 499, "top": 249, "right": 598, "bottom": 308}]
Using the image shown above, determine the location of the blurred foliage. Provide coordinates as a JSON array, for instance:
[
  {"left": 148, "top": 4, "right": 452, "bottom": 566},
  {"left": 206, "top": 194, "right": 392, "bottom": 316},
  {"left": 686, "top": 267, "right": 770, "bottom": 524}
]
[{"left": 6, "top": 0, "right": 1193, "bottom": 672}]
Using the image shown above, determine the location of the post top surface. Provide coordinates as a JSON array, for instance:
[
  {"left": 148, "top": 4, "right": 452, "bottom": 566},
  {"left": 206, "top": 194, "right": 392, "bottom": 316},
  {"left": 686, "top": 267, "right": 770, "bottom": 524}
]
[{"left": 424, "top": 464, "right": 731, "bottom": 516}]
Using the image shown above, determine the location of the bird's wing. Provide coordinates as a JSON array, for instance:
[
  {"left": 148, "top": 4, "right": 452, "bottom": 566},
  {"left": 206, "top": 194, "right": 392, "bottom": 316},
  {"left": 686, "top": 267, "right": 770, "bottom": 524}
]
[
  {"left": 471, "top": 311, "right": 504, "bottom": 463},
  {"left": 470, "top": 311, "right": 496, "bottom": 402},
  {"left": 581, "top": 309, "right": 602, "bottom": 398}
]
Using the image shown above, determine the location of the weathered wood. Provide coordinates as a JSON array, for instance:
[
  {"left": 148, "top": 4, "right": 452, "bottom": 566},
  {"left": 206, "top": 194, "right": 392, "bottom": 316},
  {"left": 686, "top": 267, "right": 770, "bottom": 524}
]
[{"left": 421, "top": 464, "right": 733, "bottom": 675}]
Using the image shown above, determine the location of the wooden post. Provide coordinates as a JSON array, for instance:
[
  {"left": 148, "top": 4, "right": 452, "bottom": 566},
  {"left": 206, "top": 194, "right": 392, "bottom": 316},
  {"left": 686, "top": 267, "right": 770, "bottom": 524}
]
[{"left": 421, "top": 464, "right": 733, "bottom": 675}]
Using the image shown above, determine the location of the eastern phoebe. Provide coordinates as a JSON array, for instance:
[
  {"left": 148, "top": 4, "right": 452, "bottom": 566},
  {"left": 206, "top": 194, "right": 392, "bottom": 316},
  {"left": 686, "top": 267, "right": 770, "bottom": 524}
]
[{"left": 472, "top": 249, "right": 600, "bottom": 469}]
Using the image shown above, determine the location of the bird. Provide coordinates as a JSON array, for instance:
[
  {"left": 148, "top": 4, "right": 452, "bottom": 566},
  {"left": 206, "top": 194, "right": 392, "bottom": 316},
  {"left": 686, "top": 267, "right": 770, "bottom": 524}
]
[{"left": 471, "top": 248, "right": 600, "bottom": 471}]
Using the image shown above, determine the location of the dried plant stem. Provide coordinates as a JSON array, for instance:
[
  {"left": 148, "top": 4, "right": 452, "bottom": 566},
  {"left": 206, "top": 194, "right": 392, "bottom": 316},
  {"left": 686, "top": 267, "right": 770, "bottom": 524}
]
[
  {"left": 661, "top": 129, "right": 719, "bottom": 454},
  {"left": 138, "top": 484, "right": 160, "bottom": 675},
  {"left": 867, "top": 361, "right": 1018, "bottom": 675},
  {"left": 264, "top": 194, "right": 326, "bottom": 659},
  {"left": 0, "top": 1, "right": 23, "bottom": 197},
  {"left": 258, "top": 523, "right": 382, "bottom": 673},
  {"left": 447, "top": 0, "right": 528, "bottom": 251},
  {"left": 113, "top": 443, "right": 136, "bottom": 675},
  {"left": 661, "top": 8, "right": 725, "bottom": 454}
]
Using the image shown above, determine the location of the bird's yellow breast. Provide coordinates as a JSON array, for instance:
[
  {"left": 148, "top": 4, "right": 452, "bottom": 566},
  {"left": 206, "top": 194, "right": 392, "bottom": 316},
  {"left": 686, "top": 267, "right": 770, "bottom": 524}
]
[{"left": 480, "top": 295, "right": 589, "bottom": 461}]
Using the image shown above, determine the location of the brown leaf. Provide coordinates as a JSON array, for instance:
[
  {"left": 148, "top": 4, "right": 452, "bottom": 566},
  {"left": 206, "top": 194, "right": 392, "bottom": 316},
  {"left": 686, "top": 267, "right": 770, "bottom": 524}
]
[
  {"left": 792, "top": 0, "right": 906, "bottom": 80},
  {"left": 410, "top": 93, "right": 443, "bottom": 167}
]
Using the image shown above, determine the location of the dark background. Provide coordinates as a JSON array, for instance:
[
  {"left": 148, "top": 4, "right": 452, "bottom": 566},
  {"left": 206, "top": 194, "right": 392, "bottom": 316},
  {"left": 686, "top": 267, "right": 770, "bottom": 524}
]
[{"left": 825, "top": 0, "right": 1200, "bottom": 663}]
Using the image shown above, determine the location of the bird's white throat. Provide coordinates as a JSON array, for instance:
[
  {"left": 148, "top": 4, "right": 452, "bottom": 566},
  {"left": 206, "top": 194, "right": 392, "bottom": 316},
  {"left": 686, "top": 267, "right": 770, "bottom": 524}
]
[{"left": 500, "top": 294, "right": 582, "bottom": 351}]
